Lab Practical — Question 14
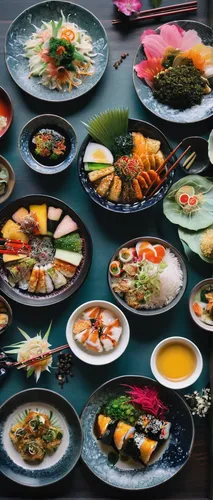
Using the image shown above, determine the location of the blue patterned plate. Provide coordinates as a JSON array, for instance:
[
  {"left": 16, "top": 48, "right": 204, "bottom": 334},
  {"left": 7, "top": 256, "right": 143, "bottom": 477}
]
[
  {"left": 133, "top": 21, "right": 213, "bottom": 124},
  {"left": 78, "top": 119, "right": 175, "bottom": 214},
  {"left": 0, "top": 388, "right": 82, "bottom": 486},
  {"left": 81, "top": 375, "right": 194, "bottom": 490},
  {"left": 5, "top": 1, "right": 108, "bottom": 102}
]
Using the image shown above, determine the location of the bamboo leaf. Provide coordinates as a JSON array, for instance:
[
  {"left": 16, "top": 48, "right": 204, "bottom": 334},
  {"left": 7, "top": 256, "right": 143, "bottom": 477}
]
[
  {"left": 83, "top": 108, "right": 129, "bottom": 150},
  {"left": 17, "top": 327, "right": 30, "bottom": 340},
  {"left": 43, "top": 321, "right": 52, "bottom": 340}
]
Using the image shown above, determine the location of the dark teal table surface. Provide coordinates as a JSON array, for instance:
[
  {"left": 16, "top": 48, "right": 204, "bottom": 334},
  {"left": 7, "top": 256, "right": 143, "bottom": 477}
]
[{"left": 0, "top": 0, "right": 212, "bottom": 498}]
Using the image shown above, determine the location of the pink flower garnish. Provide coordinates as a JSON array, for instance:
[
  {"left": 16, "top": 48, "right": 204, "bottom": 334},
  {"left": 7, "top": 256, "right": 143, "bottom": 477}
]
[
  {"left": 113, "top": 0, "right": 142, "bottom": 16},
  {"left": 141, "top": 24, "right": 202, "bottom": 59},
  {"left": 134, "top": 57, "right": 163, "bottom": 87}
]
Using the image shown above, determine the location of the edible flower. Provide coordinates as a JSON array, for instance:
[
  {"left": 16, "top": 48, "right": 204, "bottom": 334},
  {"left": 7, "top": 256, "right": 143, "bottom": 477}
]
[
  {"left": 113, "top": 0, "right": 142, "bottom": 16},
  {"left": 134, "top": 57, "right": 163, "bottom": 87},
  {"left": 4, "top": 322, "right": 53, "bottom": 382},
  {"left": 141, "top": 24, "right": 202, "bottom": 59}
]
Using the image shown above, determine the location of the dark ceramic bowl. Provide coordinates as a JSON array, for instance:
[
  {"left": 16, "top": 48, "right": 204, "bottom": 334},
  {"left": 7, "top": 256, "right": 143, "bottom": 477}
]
[
  {"left": 78, "top": 118, "right": 175, "bottom": 214},
  {"left": 5, "top": 1, "right": 108, "bottom": 102},
  {"left": 108, "top": 236, "right": 187, "bottom": 316},
  {"left": 81, "top": 375, "right": 194, "bottom": 490},
  {"left": 0, "top": 156, "right": 15, "bottom": 204},
  {"left": 19, "top": 114, "right": 77, "bottom": 175},
  {"left": 0, "top": 388, "right": 82, "bottom": 486},
  {"left": 179, "top": 137, "right": 209, "bottom": 175},
  {"left": 133, "top": 20, "right": 213, "bottom": 124},
  {"left": 189, "top": 278, "right": 213, "bottom": 332},
  {"left": 0, "top": 295, "right": 13, "bottom": 335},
  {"left": 0, "top": 87, "right": 13, "bottom": 139},
  {"left": 0, "top": 194, "right": 92, "bottom": 307}
]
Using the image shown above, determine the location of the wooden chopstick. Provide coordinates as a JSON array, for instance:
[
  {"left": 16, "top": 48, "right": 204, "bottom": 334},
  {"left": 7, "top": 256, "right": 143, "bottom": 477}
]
[
  {"left": 2, "top": 344, "right": 70, "bottom": 369},
  {"left": 147, "top": 146, "right": 191, "bottom": 198},
  {"left": 112, "top": 2, "right": 197, "bottom": 24},
  {"left": 145, "top": 141, "right": 182, "bottom": 197}
]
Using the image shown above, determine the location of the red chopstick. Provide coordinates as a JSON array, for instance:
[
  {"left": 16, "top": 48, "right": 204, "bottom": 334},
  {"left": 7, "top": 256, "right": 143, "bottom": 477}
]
[
  {"left": 145, "top": 141, "right": 182, "bottom": 197},
  {"left": 147, "top": 146, "right": 191, "bottom": 198},
  {"left": 112, "top": 2, "right": 197, "bottom": 24}
]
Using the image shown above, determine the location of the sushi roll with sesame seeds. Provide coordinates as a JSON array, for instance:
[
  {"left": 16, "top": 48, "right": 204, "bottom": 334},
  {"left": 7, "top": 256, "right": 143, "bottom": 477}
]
[
  {"left": 135, "top": 415, "right": 171, "bottom": 441},
  {"left": 96, "top": 414, "right": 117, "bottom": 445},
  {"left": 124, "top": 432, "right": 158, "bottom": 465}
]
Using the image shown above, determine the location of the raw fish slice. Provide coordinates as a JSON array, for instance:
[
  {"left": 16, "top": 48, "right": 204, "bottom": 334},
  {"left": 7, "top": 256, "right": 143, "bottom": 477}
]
[
  {"left": 103, "top": 325, "right": 122, "bottom": 343},
  {"left": 139, "top": 436, "right": 158, "bottom": 464},
  {"left": 114, "top": 422, "right": 134, "bottom": 451},
  {"left": 100, "top": 334, "right": 114, "bottom": 351},
  {"left": 134, "top": 58, "right": 163, "bottom": 88},
  {"left": 142, "top": 34, "right": 169, "bottom": 59},
  {"left": 82, "top": 307, "right": 101, "bottom": 320},
  {"left": 35, "top": 266, "right": 46, "bottom": 294},
  {"left": 103, "top": 318, "right": 120, "bottom": 333},
  {"left": 54, "top": 259, "right": 76, "bottom": 278},
  {"left": 18, "top": 270, "right": 32, "bottom": 290},
  {"left": 47, "top": 266, "right": 67, "bottom": 289},
  {"left": 44, "top": 267, "right": 54, "bottom": 293},
  {"left": 28, "top": 265, "right": 40, "bottom": 293},
  {"left": 73, "top": 319, "right": 91, "bottom": 334},
  {"left": 53, "top": 215, "right": 78, "bottom": 239},
  {"left": 85, "top": 329, "right": 103, "bottom": 352},
  {"left": 75, "top": 328, "right": 91, "bottom": 344},
  {"left": 99, "top": 309, "right": 116, "bottom": 326}
]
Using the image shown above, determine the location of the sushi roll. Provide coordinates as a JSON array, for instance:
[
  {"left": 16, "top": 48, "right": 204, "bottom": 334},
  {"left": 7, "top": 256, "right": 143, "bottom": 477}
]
[
  {"left": 18, "top": 270, "right": 32, "bottom": 290},
  {"left": 28, "top": 265, "right": 40, "bottom": 293},
  {"left": 113, "top": 421, "right": 135, "bottom": 451},
  {"left": 124, "top": 432, "right": 157, "bottom": 465},
  {"left": 47, "top": 265, "right": 67, "bottom": 289},
  {"left": 47, "top": 207, "right": 63, "bottom": 234},
  {"left": 135, "top": 415, "right": 171, "bottom": 441},
  {"left": 96, "top": 414, "right": 117, "bottom": 445},
  {"left": 35, "top": 266, "right": 46, "bottom": 294}
]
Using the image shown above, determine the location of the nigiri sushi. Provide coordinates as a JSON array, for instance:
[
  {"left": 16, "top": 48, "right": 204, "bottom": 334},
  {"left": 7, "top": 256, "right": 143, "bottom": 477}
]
[
  {"left": 54, "top": 259, "right": 76, "bottom": 278},
  {"left": 47, "top": 266, "right": 67, "bottom": 289},
  {"left": 96, "top": 414, "right": 117, "bottom": 445}
]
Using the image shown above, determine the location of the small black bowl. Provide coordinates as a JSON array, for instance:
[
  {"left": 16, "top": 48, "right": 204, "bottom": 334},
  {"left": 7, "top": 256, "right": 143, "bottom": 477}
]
[
  {"left": 179, "top": 136, "right": 209, "bottom": 175},
  {"left": 108, "top": 236, "right": 187, "bottom": 316},
  {"left": 78, "top": 118, "right": 175, "bottom": 214}
]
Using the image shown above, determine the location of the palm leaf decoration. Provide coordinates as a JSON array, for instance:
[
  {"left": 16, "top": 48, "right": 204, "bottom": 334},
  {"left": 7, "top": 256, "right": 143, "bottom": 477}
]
[{"left": 83, "top": 108, "right": 129, "bottom": 150}]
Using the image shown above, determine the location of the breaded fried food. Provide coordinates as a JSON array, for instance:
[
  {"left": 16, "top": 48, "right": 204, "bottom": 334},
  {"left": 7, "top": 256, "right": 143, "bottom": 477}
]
[
  {"left": 96, "top": 174, "right": 114, "bottom": 197},
  {"left": 108, "top": 175, "right": 122, "bottom": 202},
  {"left": 88, "top": 166, "right": 114, "bottom": 182}
]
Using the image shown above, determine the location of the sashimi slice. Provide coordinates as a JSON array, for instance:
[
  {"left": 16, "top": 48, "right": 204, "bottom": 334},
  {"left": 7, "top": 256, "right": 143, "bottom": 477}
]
[
  {"left": 85, "top": 329, "right": 103, "bottom": 352},
  {"left": 180, "top": 29, "right": 202, "bottom": 51},
  {"left": 100, "top": 334, "right": 114, "bottom": 352},
  {"left": 104, "top": 326, "right": 122, "bottom": 343},
  {"left": 82, "top": 307, "right": 101, "bottom": 320},
  {"left": 103, "top": 319, "right": 121, "bottom": 334},
  {"left": 73, "top": 319, "right": 91, "bottom": 334},
  {"left": 153, "top": 244, "right": 166, "bottom": 263},
  {"left": 53, "top": 215, "right": 78, "bottom": 239},
  {"left": 159, "top": 24, "right": 183, "bottom": 48},
  {"left": 75, "top": 328, "right": 91, "bottom": 344},
  {"left": 99, "top": 309, "right": 116, "bottom": 326}
]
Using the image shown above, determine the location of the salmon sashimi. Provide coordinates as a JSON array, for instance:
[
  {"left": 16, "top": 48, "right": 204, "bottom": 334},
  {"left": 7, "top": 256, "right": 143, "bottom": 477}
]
[
  {"left": 75, "top": 328, "right": 91, "bottom": 344},
  {"left": 83, "top": 307, "right": 101, "bottom": 320},
  {"left": 114, "top": 422, "right": 134, "bottom": 451},
  {"left": 73, "top": 319, "right": 91, "bottom": 334},
  {"left": 85, "top": 329, "right": 103, "bottom": 352}
]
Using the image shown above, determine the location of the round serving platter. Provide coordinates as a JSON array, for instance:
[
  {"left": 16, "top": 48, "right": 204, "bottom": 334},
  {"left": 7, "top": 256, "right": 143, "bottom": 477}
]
[
  {"left": 0, "top": 194, "right": 92, "bottom": 307},
  {"left": 81, "top": 375, "right": 194, "bottom": 490},
  {"left": 133, "top": 20, "right": 213, "bottom": 124},
  {"left": 5, "top": 0, "right": 109, "bottom": 102},
  {"left": 0, "top": 388, "right": 82, "bottom": 487}
]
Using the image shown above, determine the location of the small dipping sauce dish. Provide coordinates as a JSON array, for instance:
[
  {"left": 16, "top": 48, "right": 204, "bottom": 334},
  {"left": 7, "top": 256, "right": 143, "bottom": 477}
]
[{"left": 151, "top": 336, "right": 203, "bottom": 389}]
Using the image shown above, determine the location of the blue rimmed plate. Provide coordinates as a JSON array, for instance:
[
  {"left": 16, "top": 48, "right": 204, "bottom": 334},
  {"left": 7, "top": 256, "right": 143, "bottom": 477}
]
[
  {"left": 133, "top": 20, "right": 213, "bottom": 124},
  {"left": 78, "top": 118, "right": 175, "bottom": 214},
  {"left": 81, "top": 375, "right": 194, "bottom": 490},
  {"left": 5, "top": 1, "right": 108, "bottom": 102},
  {"left": 0, "top": 388, "right": 82, "bottom": 486}
]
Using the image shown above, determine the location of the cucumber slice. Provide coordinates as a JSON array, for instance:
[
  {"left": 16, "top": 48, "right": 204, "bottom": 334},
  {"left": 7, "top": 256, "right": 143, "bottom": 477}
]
[{"left": 84, "top": 162, "right": 113, "bottom": 171}]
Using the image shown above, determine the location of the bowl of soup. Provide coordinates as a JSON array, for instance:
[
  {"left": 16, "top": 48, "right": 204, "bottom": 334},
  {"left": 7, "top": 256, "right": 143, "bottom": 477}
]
[{"left": 150, "top": 336, "right": 203, "bottom": 389}]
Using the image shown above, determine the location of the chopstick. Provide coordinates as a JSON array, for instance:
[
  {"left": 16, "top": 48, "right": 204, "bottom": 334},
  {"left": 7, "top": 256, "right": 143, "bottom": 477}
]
[
  {"left": 147, "top": 145, "right": 191, "bottom": 198},
  {"left": 112, "top": 1, "right": 197, "bottom": 24},
  {"left": 1, "top": 343, "right": 70, "bottom": 369},
  {"left": 145, "top": 141, "right": 182, "bottom": 197}
]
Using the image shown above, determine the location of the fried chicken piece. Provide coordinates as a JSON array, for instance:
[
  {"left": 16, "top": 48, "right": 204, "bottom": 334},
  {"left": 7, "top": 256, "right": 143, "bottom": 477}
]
[
  {"left": 123, "top": 264, "right": 137, "bottom": 276},
  {"left": 112, "top": 279, "right": 131, "bottom": 293}
]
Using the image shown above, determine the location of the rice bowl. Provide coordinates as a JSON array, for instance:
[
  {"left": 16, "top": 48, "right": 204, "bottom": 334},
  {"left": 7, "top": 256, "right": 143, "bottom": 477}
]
[{"left": 108, "top": 237, "right": 187, "bottom": 316}]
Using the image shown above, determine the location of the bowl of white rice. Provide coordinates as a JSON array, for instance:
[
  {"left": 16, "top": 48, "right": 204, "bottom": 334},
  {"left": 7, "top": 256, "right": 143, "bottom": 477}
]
[{"left": 108, "top": 236, "right": 187, "bottom": 316}]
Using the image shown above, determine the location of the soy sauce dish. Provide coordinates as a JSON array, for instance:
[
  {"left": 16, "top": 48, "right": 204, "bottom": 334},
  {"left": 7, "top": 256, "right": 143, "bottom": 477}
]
[{"left": 19, "top": 114, "right": 77, "bottom": 175}]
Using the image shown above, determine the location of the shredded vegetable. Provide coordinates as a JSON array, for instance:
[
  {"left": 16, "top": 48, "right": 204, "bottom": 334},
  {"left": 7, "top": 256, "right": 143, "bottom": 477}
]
[{"left": 124, "top": 385, "right": 168, "bottom": 419}]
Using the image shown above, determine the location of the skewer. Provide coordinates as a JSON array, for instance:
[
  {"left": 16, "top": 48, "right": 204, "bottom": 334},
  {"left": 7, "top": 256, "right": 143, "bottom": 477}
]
[
  {"left": 145, "top": 142, "right": 183, "bottom": 197},
  {"left": 1, "top": 343, "right": 70, "bottom": 369},
  {"left": 147, "top": 146, "right": 191, "bottom": 198},
  {"left": 112, "top": 2, "right": 197, "bottom": 25}
]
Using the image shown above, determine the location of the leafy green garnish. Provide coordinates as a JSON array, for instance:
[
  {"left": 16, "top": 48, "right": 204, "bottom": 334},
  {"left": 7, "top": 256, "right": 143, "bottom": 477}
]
[
  {"left": 113, "top": 134, "right": 133, "bottom": 158},
  {"left": 135, "top": 260, "right": 167, "bottom": 303},
  {"left": 102, "top": 396, "right": 140, "bottom": 425},
  {"left": 48, "top": 37, "right": 88, "bottom": 70},
  {"left": 83, "top": 108, "right": 129, "bottom": 150}
]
